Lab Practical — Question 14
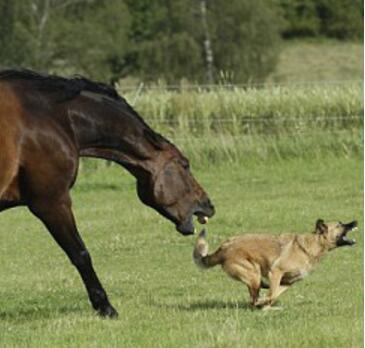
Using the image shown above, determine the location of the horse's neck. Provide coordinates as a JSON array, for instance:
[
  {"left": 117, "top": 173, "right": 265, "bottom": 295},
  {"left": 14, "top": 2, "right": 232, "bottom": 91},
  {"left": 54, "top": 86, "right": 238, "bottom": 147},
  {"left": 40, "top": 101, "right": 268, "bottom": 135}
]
[{"left": 68, "top": 96, "right": 157, "bottom": 174}]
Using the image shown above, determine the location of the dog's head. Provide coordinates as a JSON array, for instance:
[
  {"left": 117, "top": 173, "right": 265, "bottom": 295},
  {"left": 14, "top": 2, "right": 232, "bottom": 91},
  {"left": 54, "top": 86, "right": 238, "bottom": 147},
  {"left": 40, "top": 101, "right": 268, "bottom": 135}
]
[{"left": 315, "top": 219, "right": 358, "bottom": 249}]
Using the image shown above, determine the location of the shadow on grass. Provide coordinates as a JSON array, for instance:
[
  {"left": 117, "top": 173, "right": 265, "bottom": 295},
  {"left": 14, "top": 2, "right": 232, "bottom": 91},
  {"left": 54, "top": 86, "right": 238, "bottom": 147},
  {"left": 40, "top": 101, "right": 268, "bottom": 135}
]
[{"left": 151, "top": 298, "right": 252, "bottom": 311}]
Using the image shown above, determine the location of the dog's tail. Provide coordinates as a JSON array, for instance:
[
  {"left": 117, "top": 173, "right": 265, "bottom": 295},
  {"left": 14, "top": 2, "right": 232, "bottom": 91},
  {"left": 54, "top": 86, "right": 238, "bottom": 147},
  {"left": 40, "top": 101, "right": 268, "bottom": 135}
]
[{"left": 193, "top": 229, "right": 222, "bottom": 269}]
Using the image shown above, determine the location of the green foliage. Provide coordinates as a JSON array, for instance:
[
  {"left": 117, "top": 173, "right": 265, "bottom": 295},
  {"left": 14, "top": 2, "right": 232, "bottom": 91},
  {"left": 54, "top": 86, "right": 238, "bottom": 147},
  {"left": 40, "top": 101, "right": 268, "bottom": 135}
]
[
  {"left": 280, "top": 0, "right": 320, "bottom": 37},
  {"left": 208, "top": 0, "right": 283, "bottom": 83},
  {"left": 0, "top": 0, "right": 131, "bottom": 80},
  {"left": 0, "top": 0, "right": 32, "bottom": 67},
  {"left": 0, "top": 0, "right": 15, "bottom": 64},
  {"left": 51, "top": 0, "right": 131, "bottom": 80},
  {"left": 124, "top": 0, "right": 282, "bottom": 83},
  {"left": 317, "top": 0, "right": 364, "bottom": 39},
  {"left": 280, "top": 0, "right": 364, "bottom": 39},
  {"left": 0, "top": 0, "right": 282, "bottom": 83},
  {"left": 0, "top": 0, "right": 362, "bottom": 82},
  {"left": 132, "top": 32, "right": 204, "bottom": 82}
]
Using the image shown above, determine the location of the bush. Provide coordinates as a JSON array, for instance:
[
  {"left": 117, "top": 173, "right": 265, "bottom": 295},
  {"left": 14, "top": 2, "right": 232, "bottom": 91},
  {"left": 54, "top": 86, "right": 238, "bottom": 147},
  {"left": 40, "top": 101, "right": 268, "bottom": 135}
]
[
  {"left": 280, "top": 0, "right": 320, "bottom": 37},
  {"left": 208, "top": 0, "right": 283, "bottom": 83},
  {"left": 124, "top": 0, "right": 283, "bottom": 84},
  {"left": 280, "top": 0, "right": 364, "bottom": 39},
  {"left": 317, "top": 0, "right": 364, "bottom": 40}
]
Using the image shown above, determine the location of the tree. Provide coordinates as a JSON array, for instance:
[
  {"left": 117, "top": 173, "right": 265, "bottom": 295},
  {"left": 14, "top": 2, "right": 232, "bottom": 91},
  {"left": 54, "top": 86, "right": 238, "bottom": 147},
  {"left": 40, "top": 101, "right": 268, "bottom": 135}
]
[
  {"left": 208, "top": 0, "right": 282, "bottom": 83},
  {"left": 279, "top": 0, "right": 320, "bottom": 37},
  {"left": 124, "top": 0, "right": 282, "bottom": 84},
  {"left": 52, "top": 0, "right": 131, "bottom": 80},
  {"left": 0, "top": 0, "right": 15, "bottom": 65},
  {"left": 317, "top": 0, "right": 363, "bottom": 39},
  {"left": 0, "top": 0, "right": 131, "bottom": 81},
  {"left": 279, "top": 0, "right": 364, "bottom": 39},
  {"left": 1, "top": 0, "right": 283, "bottom": 83}
]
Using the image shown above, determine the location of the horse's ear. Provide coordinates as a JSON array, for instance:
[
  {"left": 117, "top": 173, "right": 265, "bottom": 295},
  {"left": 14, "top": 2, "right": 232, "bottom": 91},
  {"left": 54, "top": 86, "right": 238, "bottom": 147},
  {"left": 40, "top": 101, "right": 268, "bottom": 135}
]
[
  {"left": 144, "top": 129, "right": 166, "bottom": 150},
  {"left": 315, "top": 219, "right": 327, "bottom": 234}
]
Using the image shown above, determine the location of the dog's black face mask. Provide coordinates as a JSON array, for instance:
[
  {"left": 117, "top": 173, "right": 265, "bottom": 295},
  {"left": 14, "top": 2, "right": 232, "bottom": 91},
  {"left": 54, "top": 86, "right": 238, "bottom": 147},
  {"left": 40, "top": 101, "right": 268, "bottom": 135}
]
[
  {"left": 315, "top": 219, "right": 358, "bottom": 249},
  {"left": 335, "top": 221, "right": 358, "bottom": 247}
]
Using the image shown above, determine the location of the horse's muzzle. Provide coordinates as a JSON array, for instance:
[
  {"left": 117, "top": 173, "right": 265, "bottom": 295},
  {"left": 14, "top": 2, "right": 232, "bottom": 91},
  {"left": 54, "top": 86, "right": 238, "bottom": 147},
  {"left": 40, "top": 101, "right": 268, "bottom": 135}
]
[{"left": 177, "top": 198, "right": 215, "bottom": 236}]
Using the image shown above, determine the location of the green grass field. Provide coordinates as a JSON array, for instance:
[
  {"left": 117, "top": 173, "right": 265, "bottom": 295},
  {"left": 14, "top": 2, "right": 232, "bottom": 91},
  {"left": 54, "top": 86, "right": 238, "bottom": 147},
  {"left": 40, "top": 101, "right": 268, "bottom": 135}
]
[
  {"left": 1, "top": 39, "right": 363, "bottom": 348},
  {"left": 0, "top": 156, "right": 362, "bottom": 348},
  {"left": 268, "top": 39, "right": 363, "bottom": 83}
]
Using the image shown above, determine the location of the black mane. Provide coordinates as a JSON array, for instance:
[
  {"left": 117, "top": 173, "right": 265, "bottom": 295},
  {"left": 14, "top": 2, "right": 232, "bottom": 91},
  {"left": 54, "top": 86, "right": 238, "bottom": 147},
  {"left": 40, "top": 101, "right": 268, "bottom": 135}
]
[
  {"left": 0, "top": 69, "right": 171, "bottom": 149},
  {"left": 0, "top": 69, "right": 122, "bottom": 102}
]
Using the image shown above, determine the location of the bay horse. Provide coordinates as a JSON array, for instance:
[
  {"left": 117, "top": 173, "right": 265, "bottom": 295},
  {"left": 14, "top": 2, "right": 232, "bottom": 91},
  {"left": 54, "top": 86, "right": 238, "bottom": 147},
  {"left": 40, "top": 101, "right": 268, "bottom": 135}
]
[{"left": 0, "top": 69, "right": 214, "bottom": 317}]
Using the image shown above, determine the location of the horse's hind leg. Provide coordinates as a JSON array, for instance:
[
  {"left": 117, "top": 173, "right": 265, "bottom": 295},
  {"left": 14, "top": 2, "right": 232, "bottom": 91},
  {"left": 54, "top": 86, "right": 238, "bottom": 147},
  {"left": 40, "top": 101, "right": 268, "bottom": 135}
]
[{"left": 28, "top": 194, "right": 118, "bottom": 318}]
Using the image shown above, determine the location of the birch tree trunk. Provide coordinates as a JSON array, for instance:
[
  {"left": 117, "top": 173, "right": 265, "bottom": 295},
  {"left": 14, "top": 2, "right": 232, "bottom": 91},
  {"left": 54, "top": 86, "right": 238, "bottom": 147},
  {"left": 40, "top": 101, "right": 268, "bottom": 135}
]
[{"left": 200, "top": 0, "right": 214, "bottom": 84}]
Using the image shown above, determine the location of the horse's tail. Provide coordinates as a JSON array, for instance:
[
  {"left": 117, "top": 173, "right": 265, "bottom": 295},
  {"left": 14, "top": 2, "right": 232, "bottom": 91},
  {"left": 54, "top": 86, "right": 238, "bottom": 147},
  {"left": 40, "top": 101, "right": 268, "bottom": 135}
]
[{"left": 193, "top": 230, "right": 222, "bottom": 269}]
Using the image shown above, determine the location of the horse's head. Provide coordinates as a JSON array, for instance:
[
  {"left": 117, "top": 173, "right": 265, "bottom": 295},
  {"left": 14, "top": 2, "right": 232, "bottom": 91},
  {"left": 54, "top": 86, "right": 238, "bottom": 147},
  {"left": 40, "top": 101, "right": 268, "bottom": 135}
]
[{"left": 136, "top": 148, "right": 215, "bottom": 236}]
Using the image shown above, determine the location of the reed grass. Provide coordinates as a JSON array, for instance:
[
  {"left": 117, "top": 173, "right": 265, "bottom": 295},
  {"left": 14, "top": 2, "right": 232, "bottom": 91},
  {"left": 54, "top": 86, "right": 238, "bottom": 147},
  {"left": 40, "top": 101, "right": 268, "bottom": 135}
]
[
  {"left": 113, "top": 83, "right": 363, "bottom": 165},
  {"left": 122, "top": 82, "right": 363, "bottom": 134}
]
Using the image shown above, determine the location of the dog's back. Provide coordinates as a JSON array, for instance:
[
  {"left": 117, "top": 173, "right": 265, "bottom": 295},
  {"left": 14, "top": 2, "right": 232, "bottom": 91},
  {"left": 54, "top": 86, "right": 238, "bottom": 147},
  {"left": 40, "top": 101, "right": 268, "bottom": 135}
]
[{"left": 193, "top": 230, "right": 287, "bottom": 276}]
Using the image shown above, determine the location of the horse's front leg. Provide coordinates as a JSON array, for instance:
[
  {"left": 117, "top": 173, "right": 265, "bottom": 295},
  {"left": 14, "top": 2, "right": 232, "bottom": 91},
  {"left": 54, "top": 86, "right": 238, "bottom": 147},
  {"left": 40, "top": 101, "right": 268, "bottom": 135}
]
[{"left": 28, "top": 194, "right": 118, "bottom": 318}]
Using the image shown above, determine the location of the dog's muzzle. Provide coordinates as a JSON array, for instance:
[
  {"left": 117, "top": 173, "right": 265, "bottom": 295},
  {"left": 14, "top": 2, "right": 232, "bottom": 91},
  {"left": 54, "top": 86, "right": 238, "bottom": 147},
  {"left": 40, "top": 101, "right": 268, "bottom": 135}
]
[{"left": 336, "top": 220, "right": 358, "bottom": 246}]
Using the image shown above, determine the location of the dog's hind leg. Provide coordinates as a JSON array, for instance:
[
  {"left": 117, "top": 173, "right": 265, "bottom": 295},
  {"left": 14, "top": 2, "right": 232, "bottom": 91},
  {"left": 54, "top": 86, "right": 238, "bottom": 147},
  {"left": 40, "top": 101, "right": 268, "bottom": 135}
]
[
  {"left": 256, "top": 269, "right": 288, "bottom": 309},
  {"left": 260, "top": 280, "right": 270, "bottom": 289},
  {"left": 224, "top": 261, "right": 262, "bottom": 306}
]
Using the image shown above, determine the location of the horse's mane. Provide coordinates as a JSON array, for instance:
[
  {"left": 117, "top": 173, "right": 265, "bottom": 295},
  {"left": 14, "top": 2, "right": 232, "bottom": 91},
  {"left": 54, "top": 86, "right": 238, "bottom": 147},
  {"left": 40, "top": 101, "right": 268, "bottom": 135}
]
[
  {"left": 0, "top": 69, "right": 122, "bottom": 102},
  {"left": 0, "top": 69, "right": 171, "bottom": 150}
]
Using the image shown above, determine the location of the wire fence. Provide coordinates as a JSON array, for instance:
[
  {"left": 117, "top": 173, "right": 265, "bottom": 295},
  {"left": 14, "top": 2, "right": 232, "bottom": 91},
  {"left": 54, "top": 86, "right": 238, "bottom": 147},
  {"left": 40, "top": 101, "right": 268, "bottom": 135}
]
[
  {"left": 142, "top": 114, "right": 363, "bottom": 135},
  {"left": 117, "top": 79, "right": 363, "bottom": 93},
  {"left": 115, "top": 79, "right": 363, "bottom": 137},
  {"left": 143, "top": 114, "right": 363, "bottom": 124}
]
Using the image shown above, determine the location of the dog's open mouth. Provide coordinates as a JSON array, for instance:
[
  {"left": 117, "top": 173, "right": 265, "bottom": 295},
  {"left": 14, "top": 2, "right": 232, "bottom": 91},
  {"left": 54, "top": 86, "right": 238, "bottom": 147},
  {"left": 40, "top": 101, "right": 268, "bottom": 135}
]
[{"left": 337, "top": 220, "right": 358, "bottom": 246}]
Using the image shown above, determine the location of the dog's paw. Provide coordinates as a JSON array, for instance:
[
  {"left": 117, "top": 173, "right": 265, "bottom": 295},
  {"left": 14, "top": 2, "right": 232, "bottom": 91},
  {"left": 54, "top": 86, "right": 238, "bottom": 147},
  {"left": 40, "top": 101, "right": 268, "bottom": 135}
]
[
  {"left": 262, "top": 305, "right": 283, "bottom": 311},
  {"left": 254, "top": 298, "right": 269, "bottom": 308}
]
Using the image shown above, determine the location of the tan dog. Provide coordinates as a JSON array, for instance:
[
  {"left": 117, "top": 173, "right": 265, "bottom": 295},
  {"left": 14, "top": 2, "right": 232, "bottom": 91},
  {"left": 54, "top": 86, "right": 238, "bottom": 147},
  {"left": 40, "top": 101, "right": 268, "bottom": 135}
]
[{"left": 193, "top": 219, "right": 358, "bottom": 310}]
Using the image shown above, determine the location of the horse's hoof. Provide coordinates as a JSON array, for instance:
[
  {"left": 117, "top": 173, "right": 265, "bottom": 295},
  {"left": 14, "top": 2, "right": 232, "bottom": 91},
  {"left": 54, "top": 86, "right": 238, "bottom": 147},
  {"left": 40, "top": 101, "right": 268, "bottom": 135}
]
[{"left": 98, "top": 305, "right": 118, "bottom": 318}]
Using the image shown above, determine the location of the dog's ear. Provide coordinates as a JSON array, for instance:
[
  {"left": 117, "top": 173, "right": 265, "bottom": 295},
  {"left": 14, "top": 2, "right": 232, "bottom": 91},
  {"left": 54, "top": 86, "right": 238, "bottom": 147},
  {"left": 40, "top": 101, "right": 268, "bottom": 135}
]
[{"left": 315, "top": 219, "right": 328, "bottom": 234}]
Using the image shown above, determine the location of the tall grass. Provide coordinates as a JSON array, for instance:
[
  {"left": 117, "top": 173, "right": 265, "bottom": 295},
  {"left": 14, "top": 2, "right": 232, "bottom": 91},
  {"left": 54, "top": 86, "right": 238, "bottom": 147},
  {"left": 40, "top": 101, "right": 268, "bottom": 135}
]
[
  {"left": 170, "top": 129, "right": 363, "bottom": 165},
  {"left": 122, "top": 82, "right": 362, "bottom": 134},
  {"left": 114, "top": 83, "right": 363, "bottom": 164}
]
